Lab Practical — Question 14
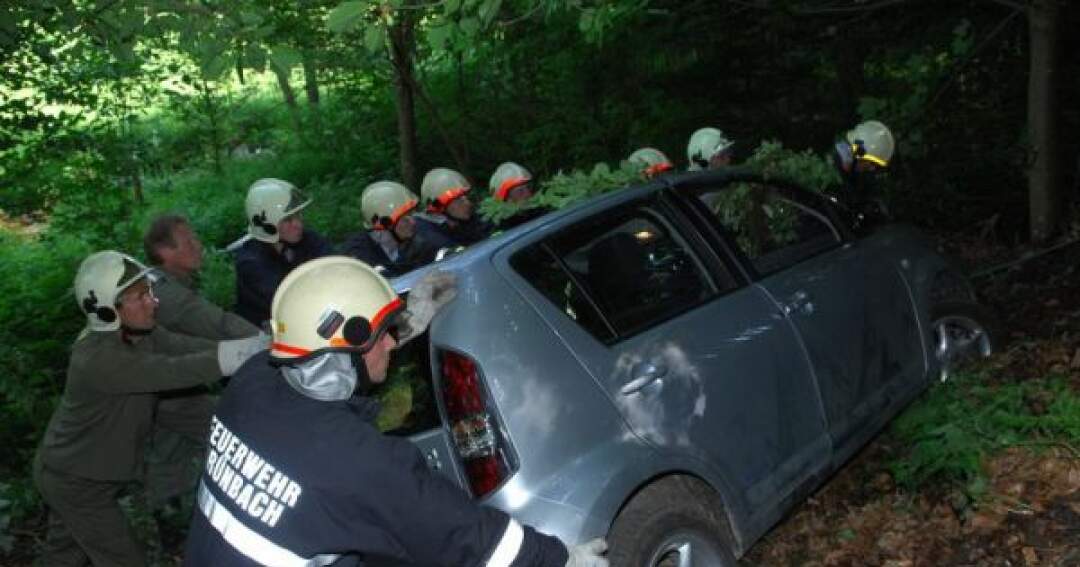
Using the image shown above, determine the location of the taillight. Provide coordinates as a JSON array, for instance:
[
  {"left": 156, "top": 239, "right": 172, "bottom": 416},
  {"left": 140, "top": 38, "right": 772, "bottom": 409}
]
[{"left": 440, "top": 349, "right": 514, "bottom": 498}]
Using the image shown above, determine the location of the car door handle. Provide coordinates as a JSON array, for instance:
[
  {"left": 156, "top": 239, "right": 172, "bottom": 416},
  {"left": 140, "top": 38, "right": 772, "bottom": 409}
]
[
  {"left": 621, "top": 362, "right": 668, "bottom": 395},
  {"left": 782, "top": 290, "right": 814, "bottom": 316}
]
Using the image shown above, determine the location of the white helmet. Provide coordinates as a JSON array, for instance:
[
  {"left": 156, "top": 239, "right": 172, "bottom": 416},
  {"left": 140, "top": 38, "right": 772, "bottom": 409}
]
[
  {"left": 628, "top": 147, "right": 674, "bottom": 177},
  {"left": 270, "top": 256, "right": 403, "bottom": 362},
  {"left": 245, "top": 178, "right": 311, "bottom": 243},
  {"left": 846, "top": 120, "right": 895, "bottom": 167},
  {"left": 488, "top": 162, "right": 533, "bottom": 201},
  {"left": 361, "top": 181, "right": 418, "bottom": 230},
  {"left": 74, "top": 251, "right": 153, "bottom": 332},
  {"left": 421, "top": 168, "right": 470, "bottom": 212},
  {"left": 687, "top": 127, "right": 734, "bottom": 171}
]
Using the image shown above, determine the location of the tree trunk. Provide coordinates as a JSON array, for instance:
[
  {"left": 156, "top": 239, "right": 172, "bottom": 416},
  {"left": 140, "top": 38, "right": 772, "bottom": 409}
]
[
  {"left": 302, "top": 50, "right": 323, "bottom": 138},
  {"left": 273, "top": 66, "right": 302, "bottom": 134},
  {"left": 388, "top": 17, "right": 420, "bottom": 189},
  {"left": 1027, "top": 0, "right": 1061, "bottom": 242},
  {"left": 302, "top": 52, "right": 320, "bottom": 105}
]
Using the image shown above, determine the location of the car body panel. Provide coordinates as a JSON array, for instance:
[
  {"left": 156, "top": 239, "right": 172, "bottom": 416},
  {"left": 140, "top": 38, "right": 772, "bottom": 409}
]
[{"left": 395, "top": 169, "right": 972, "bottom": 560}]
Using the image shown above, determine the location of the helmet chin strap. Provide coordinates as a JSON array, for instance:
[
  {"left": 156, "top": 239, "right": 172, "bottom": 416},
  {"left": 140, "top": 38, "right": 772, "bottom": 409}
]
[{"left": 281, "top": 351, "right": 374, "bottom": 401}]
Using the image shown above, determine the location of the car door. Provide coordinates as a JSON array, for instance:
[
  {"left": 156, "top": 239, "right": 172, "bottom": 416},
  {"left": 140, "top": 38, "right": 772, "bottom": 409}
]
[
  {"left": 688, "top": 179, "right": 923, "bottom": 461},
  {"left": 510, "top": 192, "right": 831, "bottom": 517}
]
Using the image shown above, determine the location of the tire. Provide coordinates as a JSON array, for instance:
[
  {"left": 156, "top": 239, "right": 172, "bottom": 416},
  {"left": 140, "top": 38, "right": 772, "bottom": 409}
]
[
  {"left": 929, "top": 301, "right": 1002, "bottom": 382},
  {"left": 608, "top": 476, "right": 739, "bottom": 567}
]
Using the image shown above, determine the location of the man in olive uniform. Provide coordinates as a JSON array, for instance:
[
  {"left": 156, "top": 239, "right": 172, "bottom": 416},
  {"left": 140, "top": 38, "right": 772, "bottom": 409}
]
[
  {"left": 142, "top": 215, "right": 260, "bottom": 511},
  {"left": 33, "top": 251, "right": 266, "bottom": 566}
]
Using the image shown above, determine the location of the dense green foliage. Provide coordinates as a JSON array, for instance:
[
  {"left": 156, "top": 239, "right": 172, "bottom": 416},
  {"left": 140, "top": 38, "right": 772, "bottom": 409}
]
[
  {"left": 1, "top": 0, "right": 1078, "bottom": 558},
  {"left": 889, "top": 371, "right": 1080, "bottom": 498}
]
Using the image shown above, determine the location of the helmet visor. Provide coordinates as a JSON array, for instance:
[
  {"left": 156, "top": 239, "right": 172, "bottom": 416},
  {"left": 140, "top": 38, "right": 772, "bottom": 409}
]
[
  {"left": 116, "top": 257, "right": 152, "bottom": 300},
  {"left": 284, "top": 187, "right": 313, "bottom": 216}
]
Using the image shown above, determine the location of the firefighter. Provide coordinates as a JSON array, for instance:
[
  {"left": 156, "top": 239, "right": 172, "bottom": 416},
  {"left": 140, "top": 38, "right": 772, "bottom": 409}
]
[
  {"left": 233, "top": 178, "right": 332, "bottom": 327},
  {"left": 628, "top": 147, "right": 675, "bottom": 179},
  {"left": 489, "top": 161, "right": 552, "bottom": 230},
  {"left": 417, "top": 167, "right": 493, "bottom": 245},
  {"left": 34, "top": 251, "right": 266, "bottom": 566},
  {"left": 831, "top": 120, "right": 896, "bottom": 231},
  {"left": 183, "top": 256, "right": 608, "bottom": 566},
  {"left": 141, "top": 214, "right": 261, "bottom": 511},
  {"left": 340, "top": 180, "right": 453, "bottom": 277},
  {"left": 686, "top": 127, "right": 735, "bottom": 171}
]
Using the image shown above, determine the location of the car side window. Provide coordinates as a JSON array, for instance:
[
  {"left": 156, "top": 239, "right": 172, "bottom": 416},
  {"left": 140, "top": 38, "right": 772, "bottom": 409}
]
[
  {"left": 512, "top": 200, "right": 719, "bottom": 341},
  {"left": 697, "top": 183, "right": 841, "bottom": 276},
  {"left": 511, "top": 245, "right": 617, "bottom": 343}
]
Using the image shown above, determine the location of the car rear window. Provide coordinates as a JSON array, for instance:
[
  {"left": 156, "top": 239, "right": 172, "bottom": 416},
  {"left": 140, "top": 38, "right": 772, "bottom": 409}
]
[{"left": 380, "top": 332, "right": 442, "bottom": 437}]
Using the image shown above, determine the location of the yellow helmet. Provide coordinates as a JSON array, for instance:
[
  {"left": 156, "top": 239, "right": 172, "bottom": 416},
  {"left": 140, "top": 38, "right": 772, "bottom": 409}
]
[
  {"left": 421, "top": 168, "right": 470, "bottom": 212},
  {"left": 488, "top": 162, "right": 533, "bottom": 201},
  {"left": 846, "top": 120, "right": 895, "bottom": 167},
  {"left": 270, "top": 256, "right": 403, "bottom": 362},
  {"left": 628, "top": 147, "right": 674, "bottom": 177},
  {"left": 361, "top": 181, "right": 419, "bottom": 230},
  {"left": 74, "top": 251, "right": 153, "bottom": 332},
  {"left": 245, "top": 178, "right": 311, "bottom": 243}
]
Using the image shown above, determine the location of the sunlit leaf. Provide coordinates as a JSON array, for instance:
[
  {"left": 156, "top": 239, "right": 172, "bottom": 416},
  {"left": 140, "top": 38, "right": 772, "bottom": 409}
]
[
  {"left": 328, "top": 1, "right": 367, "bottom": 34},
  {"left": 479, "top": 0, "right": 502, "bottom": 26},
  {"left": 200, "top": 53, "right": 230, "bottom": 81},
  {"left": 240, "top": 10, "right": 264, "bottom": 26},
  {"left": 427, "top": 24, "right": 451, "bottom": 51},
  {"left": 269, "top": 45, "right": 301, "bottom": 74},
  {"left": 243, "top": 44, "right": 267, "bottom": 72},
  {"left": 364, "top": 25, "right": 384, "bottom": 54},
  {"left": 459, "top": 17, "right": 479, "bottom": 36}
]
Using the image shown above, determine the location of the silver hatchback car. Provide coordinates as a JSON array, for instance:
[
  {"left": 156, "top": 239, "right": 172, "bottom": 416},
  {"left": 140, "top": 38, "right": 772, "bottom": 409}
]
[{"left": 390, "top": 169, "right": 995, "bottom": 566}]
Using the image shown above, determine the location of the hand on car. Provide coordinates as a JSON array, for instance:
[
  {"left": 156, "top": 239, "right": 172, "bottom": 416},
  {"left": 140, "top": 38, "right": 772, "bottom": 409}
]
[
  {"left": 217, "top": 332, "right": 270, "bottom": 376},
  {"left": 396, "top": 270, "right": 457, "bottom": 345},
  {"left": 566, "top": 538, "right": 609, "bottom": 567}
]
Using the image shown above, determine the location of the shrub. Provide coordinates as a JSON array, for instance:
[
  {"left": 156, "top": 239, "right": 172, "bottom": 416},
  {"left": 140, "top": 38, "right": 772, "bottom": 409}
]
[{"left": 888, "top": 370, "right": 1080, "bottom": 498}]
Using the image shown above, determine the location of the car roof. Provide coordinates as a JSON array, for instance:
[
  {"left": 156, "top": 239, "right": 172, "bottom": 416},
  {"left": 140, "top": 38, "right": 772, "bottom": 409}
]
[{"left": 391, "top": 167, "right": 827, "bottom": 292}]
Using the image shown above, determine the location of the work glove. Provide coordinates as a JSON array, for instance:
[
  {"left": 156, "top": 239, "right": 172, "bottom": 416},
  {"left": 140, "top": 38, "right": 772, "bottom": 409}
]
[
  {"left": 396, "top": 270, "right": 457, "bottom": 346},
  {"left": 566, "top": 538, "right": 609, "bottom": 567},
  {"left": 217, "top": 332, "right": 270, "bottom": 376}
]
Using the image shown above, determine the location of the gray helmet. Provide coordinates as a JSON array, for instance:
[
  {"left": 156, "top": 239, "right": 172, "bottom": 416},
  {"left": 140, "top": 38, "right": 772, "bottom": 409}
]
[
  {"left": 245, "top": 178, "right": 311, "bottom": 243},
  {"left": 489, "top": 162, "right": 533, "bottom": 201},
  {"left": 74, "top": 251, "right": 152, "bottom": 332},
  {"left": 687, "top": 127, "right": 735, "bottom": 171},
  {"left": 846, "top": 120, "right": 895, "bottom": 167},
  {"left": 628, "top": 147, "right": 674, "bottom": 177},
  {"left": 361, "top": 181, "right": 418, "bottom": 229},
  {"left": 421, "top": 168, "right": 470, "bottom": 211}
]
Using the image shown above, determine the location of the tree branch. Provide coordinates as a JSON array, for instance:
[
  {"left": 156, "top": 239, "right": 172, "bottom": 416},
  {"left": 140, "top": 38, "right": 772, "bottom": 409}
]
[{"left": 928, "top": 9, "right": 1023, "bottom": 108}]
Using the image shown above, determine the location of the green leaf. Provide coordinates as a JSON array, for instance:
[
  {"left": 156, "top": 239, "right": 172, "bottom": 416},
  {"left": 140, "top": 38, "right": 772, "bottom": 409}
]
[
  {"left": 269, "top": 45, "right": 302, "bottom": 74},
  {"left": 445, "top": 0, "right": 462, "bottom": 16},
  {"left": 327, "top": 1, "right": 367, "bottom": 34},
  {"left": 478, "top": 0, "right": 502, "bottom": 26},
  {"left": 427, "top": 24, "right": 452, "bottom": 51},
  {"left": 459, "top": 17, "right": 479, "bottom": 36},
  {"left": 364, "top": 26, "right": 384, "bottom": 54},
  {"left": 200, "top": 54, "right": 231, "bottom": 81},
  {"left": 240, "top": 10, "right": 265, "bottom": 26},
  {"left": 243, "top": 44, "right": 267, "bottom": 72}
]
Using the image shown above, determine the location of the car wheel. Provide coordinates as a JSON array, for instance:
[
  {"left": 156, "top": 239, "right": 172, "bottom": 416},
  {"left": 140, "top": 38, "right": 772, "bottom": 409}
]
[
  {"left": 930, "top": 301, "right": 1000, "bottom": 382},
  {"left": 609, "top": 475, "right": 739, "bottom": 567}
]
